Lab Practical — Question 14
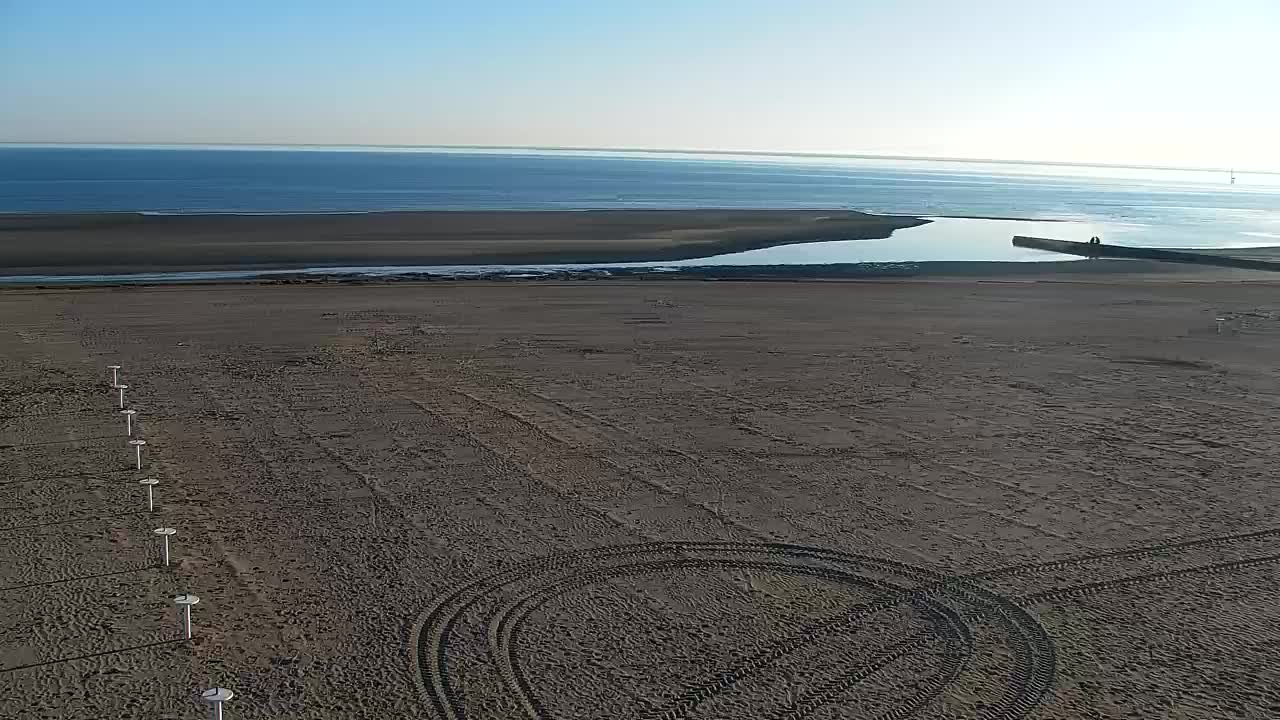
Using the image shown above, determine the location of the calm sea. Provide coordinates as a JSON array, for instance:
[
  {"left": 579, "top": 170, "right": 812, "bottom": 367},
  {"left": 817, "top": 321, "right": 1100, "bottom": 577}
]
[{"left": 2, "top": 145, "right": 1280, "bottom": 278}]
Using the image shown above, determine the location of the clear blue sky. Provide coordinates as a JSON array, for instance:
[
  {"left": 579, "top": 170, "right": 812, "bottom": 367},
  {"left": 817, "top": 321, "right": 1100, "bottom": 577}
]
[{"left": 2, "top": 0, "right": 1277, "bottom": 168}]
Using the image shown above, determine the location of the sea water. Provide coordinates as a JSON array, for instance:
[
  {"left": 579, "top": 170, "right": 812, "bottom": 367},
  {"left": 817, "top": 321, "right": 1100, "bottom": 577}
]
[{"left": 2, "top": 145, "right": 1278, "bottom": 279}]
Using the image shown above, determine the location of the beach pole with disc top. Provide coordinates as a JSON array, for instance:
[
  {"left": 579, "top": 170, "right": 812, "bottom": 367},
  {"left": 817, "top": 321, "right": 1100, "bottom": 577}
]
[
  {"left": 139, "top": 478, "right": 158, "bottom": 511},
  {"left": 129, "top": 439, "right": 146, "bottom": 469},
  {"left": 174, "top": 593, "right": 199, "bottom": 639},
  {"left": 200, "top": 688, "right": 234, "bottom": 720},
  {"left": 154, "top": 527, "right": 176, "bottom": 565}
]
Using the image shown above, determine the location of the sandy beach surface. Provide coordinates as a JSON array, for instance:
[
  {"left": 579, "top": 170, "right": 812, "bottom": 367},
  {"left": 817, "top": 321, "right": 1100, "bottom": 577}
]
[
  {"left": 3, "top": 277, "right": 1280, "bottom": 719},
  {"left": 0, "top": 210, "right": 926, "bottom": 275}
]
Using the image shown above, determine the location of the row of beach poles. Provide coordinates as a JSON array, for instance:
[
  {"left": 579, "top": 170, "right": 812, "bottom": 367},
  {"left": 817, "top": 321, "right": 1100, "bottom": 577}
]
[{"left": 107, "top": 364, "right": 235, "bottom": 719}]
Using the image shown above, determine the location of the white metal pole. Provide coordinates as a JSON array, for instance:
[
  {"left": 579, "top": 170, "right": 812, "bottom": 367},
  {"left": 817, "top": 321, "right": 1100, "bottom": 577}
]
[
  {"left": 140, "top": 478, "right": 158, "bottom": 511},
  {"left": 174, "top": 594, "right": 199, "bottom": 639},
  {"left": 118, "top": 384, "right": 128, "bottom": 409},
  {"left": 129, "top": 439, "right": 146, "bottom": 470},
  {"left": 200, "top": 688, "right": 234, "bottom": 720},
  {"left": 154, "top": 527, "right": 176, "bottom": 565}
]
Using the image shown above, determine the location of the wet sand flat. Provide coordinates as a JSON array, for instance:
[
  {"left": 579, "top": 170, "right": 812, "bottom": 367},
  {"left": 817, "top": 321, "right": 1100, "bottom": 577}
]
[
  {"left": 2, "top": 278, "right": 1280, "bottom": 719},
  {"left": 0, "top": 210, "right": 925, "bottom": 275}
]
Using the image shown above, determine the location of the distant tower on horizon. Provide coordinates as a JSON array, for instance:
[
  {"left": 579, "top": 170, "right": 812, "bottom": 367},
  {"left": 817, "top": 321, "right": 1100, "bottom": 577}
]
[{"left": 1230, "top": 169, "right": 1236, "bottom": 185}]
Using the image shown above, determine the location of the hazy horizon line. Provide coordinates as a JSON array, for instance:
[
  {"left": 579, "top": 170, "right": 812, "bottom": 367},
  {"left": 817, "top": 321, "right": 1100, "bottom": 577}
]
[{"left": 2, "top": 140, "right": 1276, "bottom": 176}]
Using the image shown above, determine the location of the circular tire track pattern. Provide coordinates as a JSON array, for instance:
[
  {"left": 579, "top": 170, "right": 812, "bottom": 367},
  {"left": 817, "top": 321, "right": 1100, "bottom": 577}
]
[{"left": 414, "top": 542, "right": 1055, "bottom": 720}]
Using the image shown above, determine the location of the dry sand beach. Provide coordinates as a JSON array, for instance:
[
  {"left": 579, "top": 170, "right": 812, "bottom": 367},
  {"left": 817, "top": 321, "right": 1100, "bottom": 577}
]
[{"left": 3, "top": 277, "right": 1280, "bottom": 719}]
